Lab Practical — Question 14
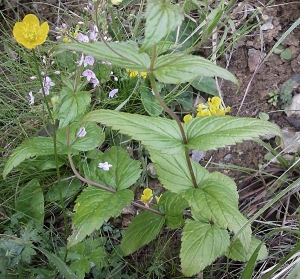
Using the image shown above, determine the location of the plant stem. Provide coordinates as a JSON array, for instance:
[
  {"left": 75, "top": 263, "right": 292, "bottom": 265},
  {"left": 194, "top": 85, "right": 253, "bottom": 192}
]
[
  {"left": 68, "top": 154, "right": 164, "bottom": 216},
  {"left": 32, "top": 49, "right": 69, "bottom": 244},
  {"left": 149, "top": 46, "right": 198, "bottom": 188}
]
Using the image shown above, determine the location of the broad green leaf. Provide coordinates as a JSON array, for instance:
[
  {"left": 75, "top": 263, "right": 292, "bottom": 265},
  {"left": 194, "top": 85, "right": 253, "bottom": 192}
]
[
  {"left": 185, "top": 187, "right": 251, "bottom": 251},
  {"left": 149, "top": 150, "right": 206, "bottom": 193},
  {"left": 68, "top": 239, "right": 106, "bottom": 279},
  {"left": 120, "top": 210, "right": 165, "bottom": 256},
  {"left": 84, "top": 146, "right": 141, "bottom": 190},
  {"left": 37, "top": 247, "right": 78, "bottom": 279},
  {"left": 83, "top": 110, "right": 184, "bottom": 154},
  {"left": 180, "top": 219, "right": 230, "bottom": 276},
  {"left": 15, "top": 179, "right": 44, "bottom": 223},
  {"left": 140, "top": 85, "right": 163, "bottom": 116},
  {"left": 3, "top": 122, "right": 104, "bottom": 179},
  {"left": 241, "top": 240, "right": 266, "bottom": 279},
  {"left": 26, "top": 155, "right": 66, "bottom": 171},
  {"left": 191, "top": 76, "right": 218, "bottom": 95},
  {"left": 56, "top": 87, "right": 91, "bottom": 128},
  {"left": 57, "top": 41, "right": 150, "bottom": 72},
  {"left": 68, "top": 186, "right": 133, "bottom": 247},
  {"left": 165, "top": 18, "right": 198, "bottom": 51},
  {"left": 3, "top": 137, "right": 59, "bottom": 179},
  {"left": 226, "top": 236, "right": 268, "bottom": 262},
  {"left": 154, "top": 53, "right": 238, "bottom": 84},
  {"left": 185, "top": 116, "right": 282, "bottom": 151},
  {"left": 140, "top": 0, "right": 184, "bottom": 52},
  {"left": 57, "top": 122, "right": 104, "bottom": 152},
  {"left": 45, "top": 177, "right": 82, "bottom": 202},
  {"left": 158, "top": 191, "right": 189, "bottom": 229}
]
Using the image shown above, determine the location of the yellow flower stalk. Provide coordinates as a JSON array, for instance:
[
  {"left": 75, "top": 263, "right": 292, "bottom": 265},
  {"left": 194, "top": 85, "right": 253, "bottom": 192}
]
[
  {"left": 126, "top": 68, "right": 147, "bottom": 79},
  {"left": 13, "top": 14, "right": 49, "bottom": 50},
  {"left": 141, "top": 188, "right": 153, "bottom": 204}
]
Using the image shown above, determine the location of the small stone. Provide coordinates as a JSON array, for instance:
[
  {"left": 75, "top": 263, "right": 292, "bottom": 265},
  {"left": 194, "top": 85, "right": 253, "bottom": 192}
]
[
  {"left": 147, "top": 163, "right": 156, "bottom": 176},
  {"left": 122, "top": 205, "right": 136, "bottom": 215},
  {"left": 191, "top": 150, "right": 206, "bottom": 162},
  {"left": 261, "top": 18, "right": 274, "bottom": 31},
  {"left": 285, "top": 94, "right": 300, "bottom": 117},
  {"left": 280, "top": 127, "right": 300, "bottom": 154},
  {"left": 248, "top": 49, "right": 266, "bottom": 72},
  {"left": 223, "top": 154, "right": 233, "bottom": 161}
]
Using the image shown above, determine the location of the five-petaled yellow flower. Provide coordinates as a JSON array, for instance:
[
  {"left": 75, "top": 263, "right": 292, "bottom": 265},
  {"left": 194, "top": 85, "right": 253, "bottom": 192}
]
[
  {"left": 141, "top": 188, "right": 153, "bottom": 204},
  {"left": 13, "top": 14, "right": 49, "bottom": 50}
]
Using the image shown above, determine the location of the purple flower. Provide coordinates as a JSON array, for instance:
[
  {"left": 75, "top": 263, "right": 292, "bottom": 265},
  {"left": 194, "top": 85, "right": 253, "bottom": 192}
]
[
  {"left": 91, "top": 77, "right": 99, "bottom": 87},
  {"left": 84, "top": 56, "right": 95, "bottom": 67},
  {"left": 76, "top": 127, "right": 87, "bottom": 138},
  {"left": 89, "top": 25, "right": 98, "bottom": 41},
  {"left": 109, "top": 89, "right": 118, "bottom": 98},
  {"left": 77, "top": 32, "right": 89, "bottom": 42},
  {"left": 28, "top": 91, "right": 34, "bottom": 105},
  {"left": 98, "top": 162, "right": 112, "bottom": 171},
  {"left": 38, "top": 76, "right": 55, "bottom": 95},
  {"left": 82, "top": 69, "right": 96, "bottom": 82}
]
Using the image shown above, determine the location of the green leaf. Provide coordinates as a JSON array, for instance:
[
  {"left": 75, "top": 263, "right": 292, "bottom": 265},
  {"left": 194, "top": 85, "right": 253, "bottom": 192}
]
[
  {"left": 15, "top": 179, "right": 44, "bottom": 223},
  {"left": 56, "top": 88, "right": 91, "bottom": 128},
  {"left": 185, "top": 186, "right": 252, "bottom": 251},
  {"left": 140, "top": 0, "right": 184, "bottom": 52},
  {"left": 240, "top": 240, "right": 266, "bottom": 279},
  {"left": 57, "top": 41, "right": 150, "bottom": 72},
  {"left": 140, "top": 85, "right": 163, "bottom": 116},
  {"left": 165, "top": 18, "right": 198, "bottom": 51},
  {"left": 3, "top": 137, "right": 58, "bottom": 179},
  {"left": 149, "top": 150, "right": 206, "bottom": 193},
  {"left": 281, "top": 48, "right": 292, "bottom": 60},
  {"left": 36, "top": 247, "right": 78, "bottom": 279},
  {"left": 180, "top": 219, "right": 230, "bottom": 276},
  {"left": 120, "top": 210, "right": 165, "bottom": 256},
  {"left": 68, "top": 186, "right": 133, "bottom": 247},
  {"left": 83, "top": 110, "right": 184, "bottom": 154},
  {"left": 226, "top": 236, "right": 268, "bottom": 262},
  {"left": 3, "top": 122, "right": 104, "bottom": 179},
  {"left": 84, "top": 146, "right": 141, "bottom": 190},
  {"left": 158, "top": 191, "right": 189, "bottom": 229},
  {"left": 68, "top": 239, "right": 106, "bottom": 279},
  {"left": 57, "top": 122, "right": 104, "bottom": 152},
  {"left": 154, "top": 53, "right": 238, "bottom": 84},
  {"left": 190, "top": 76, "right": 218, "bottom": 95},
  {"left": 185, "top": 116, "right": 282, "bottom": 151},
  {"left": 45, "top": 177, "right": 82, "bottom": 202}
]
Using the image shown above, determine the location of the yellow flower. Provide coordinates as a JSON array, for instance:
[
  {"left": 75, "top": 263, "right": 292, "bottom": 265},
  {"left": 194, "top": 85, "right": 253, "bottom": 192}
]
[
  {"left": 208, "top": 96, "right": 222, "bottom": 107},
  {"left": 196, "top": 103, "right": 211, "bottom": 117},
  {"left": 183, "top": 114, "right": 193, "bottom": 123},
  {"left": 197, "top": 97, "right": 230, "bottom": 117},
  {"left": 13, "top": 14, "right": 49, "bottom": 50},
  {"left": 126, "top": 68, "right": 147, "bottom": 79},
  {"left": 141, "top": 188, "right": 153, "bottom": 204}
]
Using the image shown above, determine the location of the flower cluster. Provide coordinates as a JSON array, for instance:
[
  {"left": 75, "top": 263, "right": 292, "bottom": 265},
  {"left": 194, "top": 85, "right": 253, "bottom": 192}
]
[
  {"left": 13, "top": 14, "right": 49, "bottom": 50},
  {"left": 126, "top": 68, "right": 147, "bottom": 79},
  {"left": 184, "top": 96, "right": 230, "bottom": 123}
]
